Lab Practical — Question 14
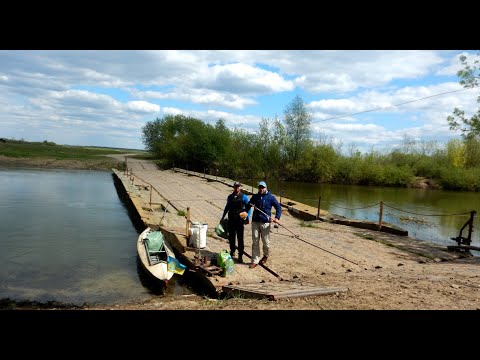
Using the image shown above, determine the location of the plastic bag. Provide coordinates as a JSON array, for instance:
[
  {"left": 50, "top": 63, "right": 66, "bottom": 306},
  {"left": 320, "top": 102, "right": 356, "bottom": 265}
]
[
  {"left": 215, "top": 219, "right": 229, "bottom": 239},
  {"left": 217, "top": 250, "right": 234, "bottom": 276}
]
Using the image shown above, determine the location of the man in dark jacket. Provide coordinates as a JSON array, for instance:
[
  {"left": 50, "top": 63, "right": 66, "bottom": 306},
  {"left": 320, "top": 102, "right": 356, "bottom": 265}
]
[
  {"left": 245, "top": 181, "right": 282, "bottom": 269},
  {"left": 221, "top": 181, "right": 251, "bottom": 263}
]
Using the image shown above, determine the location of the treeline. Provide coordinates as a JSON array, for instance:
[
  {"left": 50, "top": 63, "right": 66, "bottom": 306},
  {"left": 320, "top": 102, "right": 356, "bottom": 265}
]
[{"left": 141, "top": 113, "right": 480, "bottom": 192}]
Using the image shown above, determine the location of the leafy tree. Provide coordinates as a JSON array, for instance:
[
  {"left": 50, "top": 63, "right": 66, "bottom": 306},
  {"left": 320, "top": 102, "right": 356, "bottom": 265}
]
[
  {"left": 446, "top": 138, "right": 466, "bottom": 168},
  {"left": 283, "top": 95, "right": 312, "bottom": 163},
  {"left": 447, "top": 52, "right": 480, "bottom": 140}
]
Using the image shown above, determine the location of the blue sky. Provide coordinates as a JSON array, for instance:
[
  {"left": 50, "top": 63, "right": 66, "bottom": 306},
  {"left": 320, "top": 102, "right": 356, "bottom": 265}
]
[{"left": 0, "top": 50, "right": 478, "bottom": 152}]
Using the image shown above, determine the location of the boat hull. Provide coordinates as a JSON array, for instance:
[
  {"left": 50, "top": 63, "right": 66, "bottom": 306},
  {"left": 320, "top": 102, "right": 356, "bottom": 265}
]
[{"left": 137, "top": 227, "right": 176, "bottom": 283}]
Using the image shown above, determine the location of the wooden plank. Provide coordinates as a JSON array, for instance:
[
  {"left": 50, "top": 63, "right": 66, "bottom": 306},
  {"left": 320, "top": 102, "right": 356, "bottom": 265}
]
[
  {"left": 222, "top": 284, "right": 349, "bottom": 301},
  {"left": 270, "top": 287, "right": 348, "bottom": 300},
  {"left": 448, "top": 245, "right": 480, "bottom": 252}
]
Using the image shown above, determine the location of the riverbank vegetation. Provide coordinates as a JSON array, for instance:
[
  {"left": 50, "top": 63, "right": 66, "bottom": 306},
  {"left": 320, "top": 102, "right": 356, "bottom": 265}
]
[{"left": 141, "top": 112, "right": 480, "bottom": 192}]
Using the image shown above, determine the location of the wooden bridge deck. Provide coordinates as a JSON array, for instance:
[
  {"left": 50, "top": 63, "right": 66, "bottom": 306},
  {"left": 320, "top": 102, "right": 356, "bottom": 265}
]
[{"left": 111, "top": 157, "right": 464, "bottom": 300}]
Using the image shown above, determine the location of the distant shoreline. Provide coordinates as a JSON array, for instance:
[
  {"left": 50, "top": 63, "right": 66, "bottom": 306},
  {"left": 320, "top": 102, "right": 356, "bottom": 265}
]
[{"left": 0, "top": 155, "right": 123, "bottom": 171}]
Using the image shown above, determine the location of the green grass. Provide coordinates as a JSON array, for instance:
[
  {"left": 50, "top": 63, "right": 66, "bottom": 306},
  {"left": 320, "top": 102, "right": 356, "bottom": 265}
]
[
  {"left": 299, "top": 221, "right": 316, "bottom": 228},
  {"left": 177, "top": 210, "right": 186, "bottom": 217},
  {"left": 0, "top": 139, "right": 148, "bottom": 160}
]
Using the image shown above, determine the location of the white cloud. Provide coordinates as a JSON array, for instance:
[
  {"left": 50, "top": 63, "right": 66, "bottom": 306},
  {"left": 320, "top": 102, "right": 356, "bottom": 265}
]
[
  {"left": 124, "top": 101, "right": 160, "bottom": 113},
  {"left": 162, "top": 107, "right": 261, "bottom": 130},
  {"left": 131, "top": 88, "right": 256, "bottom": 109},
  {"left": 309, "top": 81, "right": 477, "bottom": 123},
  {"left": 194, "top": 62, "right": 294, "bottom": 95},
  {"left": 436, "top": 51, "right": 479, "bottom": 76},
  {"left": 199, "top": 50, "right": 445, "bottom": 93}
]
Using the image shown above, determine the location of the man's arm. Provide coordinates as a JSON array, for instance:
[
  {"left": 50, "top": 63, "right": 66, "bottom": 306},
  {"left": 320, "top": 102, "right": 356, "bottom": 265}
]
[{"left": 221, "top": 196, "right": 230, "bottom": 220}]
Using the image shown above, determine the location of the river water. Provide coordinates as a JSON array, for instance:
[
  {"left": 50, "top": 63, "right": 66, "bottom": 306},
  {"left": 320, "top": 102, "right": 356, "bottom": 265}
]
[{"left": 0, "top": 168, "right": 192, "bottom": 306}]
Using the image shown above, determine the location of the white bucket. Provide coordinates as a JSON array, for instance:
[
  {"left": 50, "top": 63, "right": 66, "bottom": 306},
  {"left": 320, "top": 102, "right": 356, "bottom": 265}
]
[{"left": 189, "top": 222, "right": 207, "bottom": 249}]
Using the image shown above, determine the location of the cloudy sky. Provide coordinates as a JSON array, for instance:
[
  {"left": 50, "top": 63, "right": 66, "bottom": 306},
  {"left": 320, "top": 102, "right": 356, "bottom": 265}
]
[{"left": 0, "top": 50, "right": 478, "bottom": 152}]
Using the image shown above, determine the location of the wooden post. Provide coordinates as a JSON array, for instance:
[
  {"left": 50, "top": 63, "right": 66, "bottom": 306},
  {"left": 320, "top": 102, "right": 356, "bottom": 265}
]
[
  {"left": 467, "top": 210, "right": 476, "bottom": 246},
  {"left": 149, "top": 185, "right": 152, "bottom": 210},
  {"left": 378, "top": 201, "right": 383, "bottom": 230},
  {"left": 185, "top": 207, "right": 191, "bottom": 241},
  {"left": 317, "top": 196, "right": 321, "bottom": 220}
]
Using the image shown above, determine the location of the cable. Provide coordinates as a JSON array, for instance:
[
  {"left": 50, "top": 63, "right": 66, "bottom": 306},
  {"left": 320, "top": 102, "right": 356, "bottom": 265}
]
[{"left": 312, "top": 88, "right": 473, "bottom": 123}]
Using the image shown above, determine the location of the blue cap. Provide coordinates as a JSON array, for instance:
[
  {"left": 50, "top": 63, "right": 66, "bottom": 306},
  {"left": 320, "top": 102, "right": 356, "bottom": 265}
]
[{"left": 258, "top": 181, "right": 267, "bottom": 188}]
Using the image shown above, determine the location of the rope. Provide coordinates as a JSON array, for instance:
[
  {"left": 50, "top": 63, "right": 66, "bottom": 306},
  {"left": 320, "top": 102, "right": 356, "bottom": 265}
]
[
  {"left": 250, "top": 204, "right": 359, "bottom": 266},
  {"left": 324, "top": 200, "right": 380, "bottom": 210},
  {"left": 382, "top": 203, "right": 473, "bottom": 217}
]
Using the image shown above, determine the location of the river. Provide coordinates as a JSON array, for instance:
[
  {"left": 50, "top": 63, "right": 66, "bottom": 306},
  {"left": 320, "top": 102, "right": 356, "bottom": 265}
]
[{"left": 0, "top": 168, "right": 192, "bottom": 306}]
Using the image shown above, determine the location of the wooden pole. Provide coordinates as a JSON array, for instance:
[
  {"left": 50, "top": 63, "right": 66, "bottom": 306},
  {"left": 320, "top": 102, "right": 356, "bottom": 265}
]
[
  {"left": 149, "top": 185, "right": 152, "bottom": 210},
  {"left": 467, "top": 210, "right": 476, "bottom": 246},
  {"left": 317, "top": 196, "right": 321, "bottom": 220},
  {"left": 378, "top": 201, "right": 383, "bottom": 230},
  {"left": 185, "top": 207, "right": 191, "bottom": 242}
]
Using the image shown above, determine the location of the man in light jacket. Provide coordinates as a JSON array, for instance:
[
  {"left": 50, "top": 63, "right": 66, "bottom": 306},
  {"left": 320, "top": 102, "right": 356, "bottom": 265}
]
[{"left": 245, "top": 181, "right": 281, "bottom": 269}]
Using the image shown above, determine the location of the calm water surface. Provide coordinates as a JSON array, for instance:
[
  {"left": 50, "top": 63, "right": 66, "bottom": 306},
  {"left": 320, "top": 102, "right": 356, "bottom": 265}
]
[{"left": 0, "top": 168, "right": 191, "bottom": 306}]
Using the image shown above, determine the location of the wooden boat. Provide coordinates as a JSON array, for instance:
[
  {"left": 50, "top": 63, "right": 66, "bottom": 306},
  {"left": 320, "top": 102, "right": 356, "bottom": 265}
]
[{"left": 137, "top": 227, "right": 185, "bottom": 285}]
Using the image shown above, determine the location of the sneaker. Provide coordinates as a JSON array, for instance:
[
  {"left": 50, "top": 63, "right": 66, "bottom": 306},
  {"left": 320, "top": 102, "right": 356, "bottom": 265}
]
[
  {"left": 238, "top": 256, "right": 244, "bottom": 264},
  {"left": 249, "top": 263, "right": 257, "bottom": 269},
  {"left": 259, "top": 256, "right": 268, "bottom": 265}
]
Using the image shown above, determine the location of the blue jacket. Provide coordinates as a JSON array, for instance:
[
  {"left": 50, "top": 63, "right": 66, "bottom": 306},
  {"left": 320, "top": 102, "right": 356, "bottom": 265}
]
[{"left": 246, "top": 190, "right": 282, "bottom": 223}]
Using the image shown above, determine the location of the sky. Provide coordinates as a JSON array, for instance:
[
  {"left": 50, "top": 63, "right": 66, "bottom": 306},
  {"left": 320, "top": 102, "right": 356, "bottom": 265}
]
[{"left": 0, "top": 50, "right": 478, "bottom": 152}]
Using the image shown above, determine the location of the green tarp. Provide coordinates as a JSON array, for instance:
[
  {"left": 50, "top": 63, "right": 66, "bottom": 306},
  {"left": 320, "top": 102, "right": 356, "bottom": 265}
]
[{"left": 145, "top": 231, "right": 164, "bottom": 252}]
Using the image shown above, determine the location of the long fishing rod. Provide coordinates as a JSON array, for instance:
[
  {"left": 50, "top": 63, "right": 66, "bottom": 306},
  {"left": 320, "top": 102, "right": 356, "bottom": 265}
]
[{"left": 250, "top": 204, "right": 360, "bottom": 266}]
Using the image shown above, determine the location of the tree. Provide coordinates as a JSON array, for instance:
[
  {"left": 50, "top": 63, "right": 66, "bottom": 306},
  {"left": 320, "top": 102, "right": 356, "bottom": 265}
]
[
  {"left": 447, "top": 52, "right": 480, "bottom": 140},
  {"left": 283, "top": 95, "right": 312, "bottom": 163}
]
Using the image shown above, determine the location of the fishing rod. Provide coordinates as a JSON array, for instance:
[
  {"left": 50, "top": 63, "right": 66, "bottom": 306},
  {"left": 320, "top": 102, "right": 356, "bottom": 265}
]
[{"left": 250, "top": 204, "right": 360, "bottom": 266}]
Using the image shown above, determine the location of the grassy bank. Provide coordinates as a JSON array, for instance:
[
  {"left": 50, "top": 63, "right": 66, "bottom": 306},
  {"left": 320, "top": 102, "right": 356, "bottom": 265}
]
[{"left": 0, "top": 139, "right": 149, "bottom": 170}]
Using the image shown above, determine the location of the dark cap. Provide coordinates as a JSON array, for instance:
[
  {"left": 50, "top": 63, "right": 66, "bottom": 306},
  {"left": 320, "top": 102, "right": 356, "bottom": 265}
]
[{"left": 233, "top": 181, "right": 241, "bottom": 187}]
